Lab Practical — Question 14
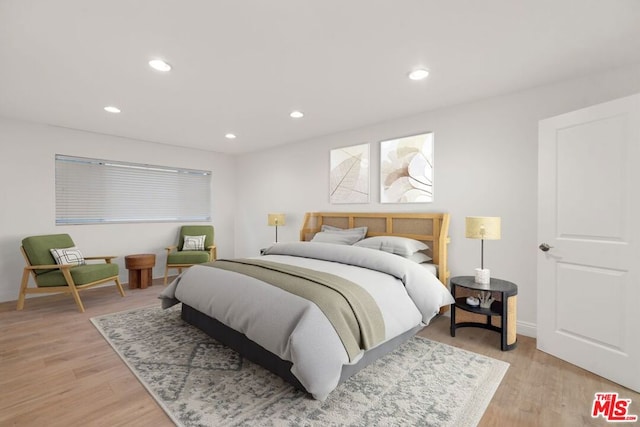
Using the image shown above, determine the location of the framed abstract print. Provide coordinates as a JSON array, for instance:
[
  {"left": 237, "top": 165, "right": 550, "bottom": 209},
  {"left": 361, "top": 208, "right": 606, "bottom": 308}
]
[
  {"left": 380, "top": 132, "right": 433, "bottom": 203},
  {"left": 329, "top": 143, "right": 370, "bottom": 204}
]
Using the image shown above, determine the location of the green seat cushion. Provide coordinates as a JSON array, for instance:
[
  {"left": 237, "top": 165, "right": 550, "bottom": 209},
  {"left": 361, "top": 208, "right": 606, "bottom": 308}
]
[
  {"left": 36, "top": 263, "right": 119, "bottom": 287},
  {"left": 167, "top": 250, "right": 210, "bottom": 265}
]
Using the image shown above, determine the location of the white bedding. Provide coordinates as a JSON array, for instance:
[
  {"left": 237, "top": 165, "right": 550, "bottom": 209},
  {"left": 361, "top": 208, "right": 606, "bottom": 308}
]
[
  {"left": 420, "top": 262, "right": 438, "bottom": 276},
  {"left": 160, "top": 242, "right": 453, "bottom": 400}
]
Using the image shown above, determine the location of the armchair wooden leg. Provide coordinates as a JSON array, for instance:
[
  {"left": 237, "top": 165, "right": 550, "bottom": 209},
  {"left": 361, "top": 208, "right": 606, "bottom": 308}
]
[
  {"left": 114, "top": 277, "right": 125, "bottom": 297},
  {"left": 164, "top": 265, "right": 170, "bottom": 285},
  {"left": 61, "top": 268, "right": 85, "bottom": 313},
  {"left": 69, "top": 285, "right": 85, "bottom": 313},
  {"left": 16, "top": 268, "right": 30, "bottom": 311}
]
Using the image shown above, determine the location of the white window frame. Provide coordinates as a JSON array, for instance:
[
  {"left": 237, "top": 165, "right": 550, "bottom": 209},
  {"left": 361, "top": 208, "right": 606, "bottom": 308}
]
[{"left": 55, "top": 154, "right": 212, "bottom": 225}]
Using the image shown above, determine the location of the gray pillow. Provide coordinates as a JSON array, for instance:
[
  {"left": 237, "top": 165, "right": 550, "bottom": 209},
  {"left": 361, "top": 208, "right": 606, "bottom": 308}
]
[
  {"left": 354, "top": 236, "right": 428, "bottom": 257},
  {"left": 320, "top": 224, "right": 368, "bottom": 240},
  {"left": 311, "top": 231, "right": 364, "bottom": 245}
]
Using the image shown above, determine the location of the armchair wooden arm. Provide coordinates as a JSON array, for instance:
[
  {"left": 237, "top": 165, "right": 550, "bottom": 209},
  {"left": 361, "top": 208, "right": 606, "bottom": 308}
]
[
  {"left": 84, "top": 255, "right": 117, "bottom": 262},
  {"left": 26, "top": 256, "right": 117, "bottom": 267},
  {"left": 208, "top": 245, "right": 217, "bottom": 260},
  {"left": 23, "top": 264, "right": 72, "bottom": 270}
]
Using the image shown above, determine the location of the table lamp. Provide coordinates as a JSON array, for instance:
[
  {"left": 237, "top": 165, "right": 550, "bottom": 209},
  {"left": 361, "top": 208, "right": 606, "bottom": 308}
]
[
  {"left": 465, "top": 216, "right": 501, "bottom": 284},
  {"left": 267, "top": 213, "right": 286, "bottom": 243}
]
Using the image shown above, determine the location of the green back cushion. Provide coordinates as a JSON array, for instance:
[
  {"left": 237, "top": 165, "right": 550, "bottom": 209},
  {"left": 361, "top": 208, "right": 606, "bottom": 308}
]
[
  {"left": 22, "top": 234, "right": 75, "bottom": 275},
  {"left": 178, "top": 225, "right": 214, "bottom": 251}
]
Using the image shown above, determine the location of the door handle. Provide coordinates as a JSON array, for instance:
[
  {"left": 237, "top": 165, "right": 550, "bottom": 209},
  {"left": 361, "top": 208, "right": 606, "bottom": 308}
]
[{"left": 539, "top": 243, "right": 553, "bottom": 252}]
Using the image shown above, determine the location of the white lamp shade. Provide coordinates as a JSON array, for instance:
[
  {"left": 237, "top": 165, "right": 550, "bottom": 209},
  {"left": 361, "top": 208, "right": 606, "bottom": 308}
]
[
  {"left": 465, "top": 216, "right": 501, "bottom": 240},
  {"left": 268, "top": 213, "right": 286, "bottom": 226}
]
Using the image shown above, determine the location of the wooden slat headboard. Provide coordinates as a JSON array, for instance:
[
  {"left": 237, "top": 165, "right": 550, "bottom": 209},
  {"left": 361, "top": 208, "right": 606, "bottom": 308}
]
[{"left": 299, "top": 212, "right": 451, "bottom": 286}]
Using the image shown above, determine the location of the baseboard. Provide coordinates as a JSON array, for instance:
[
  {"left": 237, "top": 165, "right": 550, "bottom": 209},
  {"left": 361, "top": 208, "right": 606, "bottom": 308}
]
[
  {"left": 0, "top": 289, "right": 18, "bottom": 304},
  {"left": 516, "top": 320, "right": 536, "bottom": 338}
]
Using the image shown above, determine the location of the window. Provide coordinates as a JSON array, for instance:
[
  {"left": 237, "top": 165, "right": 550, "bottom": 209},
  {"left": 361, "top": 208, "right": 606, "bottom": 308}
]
[{"left": 55, "top": 155, "right": 211, "bottom": 224}]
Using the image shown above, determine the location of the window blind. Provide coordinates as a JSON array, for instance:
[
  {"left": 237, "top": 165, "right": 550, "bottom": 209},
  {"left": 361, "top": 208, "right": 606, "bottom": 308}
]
[{"left": 55, "top": 155, "right": 211, "bottom": 225}]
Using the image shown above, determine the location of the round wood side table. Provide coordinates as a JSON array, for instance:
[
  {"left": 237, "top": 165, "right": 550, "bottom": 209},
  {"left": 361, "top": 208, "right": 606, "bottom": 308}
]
[{"left": 125, "top": 253, "right": 156, "bottom": 289}]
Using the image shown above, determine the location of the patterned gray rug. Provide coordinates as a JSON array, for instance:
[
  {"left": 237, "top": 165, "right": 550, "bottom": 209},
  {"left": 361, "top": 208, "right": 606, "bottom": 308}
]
[{"left": 91, "top": 305, "right": 508, "bottom": 427}]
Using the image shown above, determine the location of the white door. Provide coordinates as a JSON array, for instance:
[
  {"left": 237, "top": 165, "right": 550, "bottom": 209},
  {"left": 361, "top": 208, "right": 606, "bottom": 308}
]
[{"left": 538, "top": 93, "right": 640, "bottom": 393}]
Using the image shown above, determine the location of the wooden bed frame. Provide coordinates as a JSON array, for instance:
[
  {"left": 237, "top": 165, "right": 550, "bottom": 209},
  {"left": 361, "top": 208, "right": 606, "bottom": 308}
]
[{"left": 181, "top": 211, "right": 452, "bottom": 395}]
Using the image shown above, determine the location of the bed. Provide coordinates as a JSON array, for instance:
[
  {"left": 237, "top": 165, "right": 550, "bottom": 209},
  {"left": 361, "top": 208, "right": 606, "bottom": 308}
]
[{"left": 160, "top": 212, "right": 453, "bottom": 400}]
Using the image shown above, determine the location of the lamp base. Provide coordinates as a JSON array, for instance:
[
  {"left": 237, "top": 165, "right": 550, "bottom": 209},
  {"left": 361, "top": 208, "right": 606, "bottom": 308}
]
[{"left": 474, "top": 268, "right": 491, "bottom": 285}]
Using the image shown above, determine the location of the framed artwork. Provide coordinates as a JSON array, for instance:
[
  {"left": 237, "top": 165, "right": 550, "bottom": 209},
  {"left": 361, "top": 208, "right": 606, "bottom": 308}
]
[
  {"left": 380, "top": 132, "right": 434, "bottom": 203},
  {"left": 329, "top": 143, "right": 370, "bottom": 204}
]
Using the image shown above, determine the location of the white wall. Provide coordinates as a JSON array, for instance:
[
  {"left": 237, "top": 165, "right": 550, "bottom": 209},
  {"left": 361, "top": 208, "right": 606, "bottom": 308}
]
[
  {"left": 3, "top": 63, "right": 639, "bottom": 331},
  {"left": 235, "top": 63, "right": 640, "bottom": 337},
  {"left": 0, "top": 118, "right": 236, "bottom": 303}
]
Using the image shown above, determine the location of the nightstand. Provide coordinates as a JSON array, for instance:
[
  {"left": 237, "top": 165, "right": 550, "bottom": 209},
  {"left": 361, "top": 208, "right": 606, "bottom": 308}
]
[{"left": 450, "top": 275, "right": 517, "bottom": 351}]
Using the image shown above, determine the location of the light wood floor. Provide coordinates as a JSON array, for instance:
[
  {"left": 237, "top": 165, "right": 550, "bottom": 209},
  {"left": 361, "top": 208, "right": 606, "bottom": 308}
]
[{"left": 1, "top": 283, "right": 638, "bottom": 427}]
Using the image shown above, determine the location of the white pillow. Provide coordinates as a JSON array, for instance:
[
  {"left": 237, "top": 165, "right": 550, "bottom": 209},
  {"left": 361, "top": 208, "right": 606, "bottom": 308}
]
[
  {"left": 311, "top": 231, "right": 364, "bottom": 245},
  {"left": 354, "top": 236, "right": 428, "bottom": 257},
  {"left": 50, "top": 246, "right": 86, "bottom": 266},
  {"left": 182, "top": 235, "right": 206, "bottom": 251},
  {"left": 406, "top": 251, "right": 432, "bottom": 264}
]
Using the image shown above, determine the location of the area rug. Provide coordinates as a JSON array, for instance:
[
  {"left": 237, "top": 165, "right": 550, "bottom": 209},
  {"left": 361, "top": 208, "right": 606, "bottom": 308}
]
[{"left": 91, "top": 305, "right": 509, "bottom": 427}]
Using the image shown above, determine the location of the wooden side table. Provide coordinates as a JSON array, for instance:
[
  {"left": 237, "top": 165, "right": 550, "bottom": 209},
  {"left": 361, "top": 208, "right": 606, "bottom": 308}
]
[
  {"left": 125, "top": 254, "right": 156, "bottom": 289},
  {"left": 450, "top": 275, "right": 517, "bottom": 351}
]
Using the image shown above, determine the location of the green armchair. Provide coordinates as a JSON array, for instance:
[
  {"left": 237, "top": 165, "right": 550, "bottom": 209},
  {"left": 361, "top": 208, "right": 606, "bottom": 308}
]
[
  {"left": 164, "top": 225, "right": 216, "bottom": 284},
  {"left": 18, "top": 234, "right": 125, "bottom": 313}
]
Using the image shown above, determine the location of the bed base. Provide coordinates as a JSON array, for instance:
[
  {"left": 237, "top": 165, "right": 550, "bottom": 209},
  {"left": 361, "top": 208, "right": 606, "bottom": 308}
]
[
  {"left": 181, "top": 303, "right": 421, "bottom": 395},
  {"left": 181, "top": 303, "right": 305, "bottom": 390}
]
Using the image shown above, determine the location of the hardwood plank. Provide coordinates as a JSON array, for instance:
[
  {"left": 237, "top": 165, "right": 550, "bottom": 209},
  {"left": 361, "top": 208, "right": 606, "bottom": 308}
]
[
  {"left": 419, "top": 318, "right": 640, "bottom": 426},
  {"left": 1, "top": 280, "right": 638, "bottom": 426},
  {"left": 0, "top": 281, "right": 174, "bottom": 427}
]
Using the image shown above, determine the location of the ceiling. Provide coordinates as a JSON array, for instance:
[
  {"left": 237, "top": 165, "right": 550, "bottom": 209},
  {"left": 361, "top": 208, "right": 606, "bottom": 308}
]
[{"left": 1, "top": 1, "right": 639, "bottom": 154}]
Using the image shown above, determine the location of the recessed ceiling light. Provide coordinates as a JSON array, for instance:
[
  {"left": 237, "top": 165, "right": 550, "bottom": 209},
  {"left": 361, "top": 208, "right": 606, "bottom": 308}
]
[
  {"left": 149, "top": 59, "right": 172, "bottom": 72},
  {"left": 104, "top": 106, "right": 121, "bottom": 113},
  {"left": 408, "top": 69, "right": 429, "bottom": 80},
  {"left": 225, "top": 133, "right": 237, "bottom": 139},
  {"left": 290, "top": 110, "right": 304, "bottom": 119}
]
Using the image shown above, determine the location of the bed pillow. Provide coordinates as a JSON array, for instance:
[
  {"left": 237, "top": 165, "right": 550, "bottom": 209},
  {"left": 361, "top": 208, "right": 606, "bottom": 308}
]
[
  {"left": 320, "top": 225, "right": 368, "bottom": 240},
  {"left": 406, "top": 251, "right": 432, "bottom": 264},
  {"left": 311, "top": 231, "right": 364, "bottom": 245},
  {"left": 50, "top": 246, "right": 86, "bottom": 266},
  {"left": 182, "top": 235, "right": 206, "bottom": 251},
  {"left": 354, "top": 236, "right": 428, "bottom": 257}
]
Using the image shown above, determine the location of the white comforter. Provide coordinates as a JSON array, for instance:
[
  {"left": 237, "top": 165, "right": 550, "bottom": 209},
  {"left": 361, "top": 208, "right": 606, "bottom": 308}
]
[{"left": 159, "top": 242, "right": 453, "bottom": 400}]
